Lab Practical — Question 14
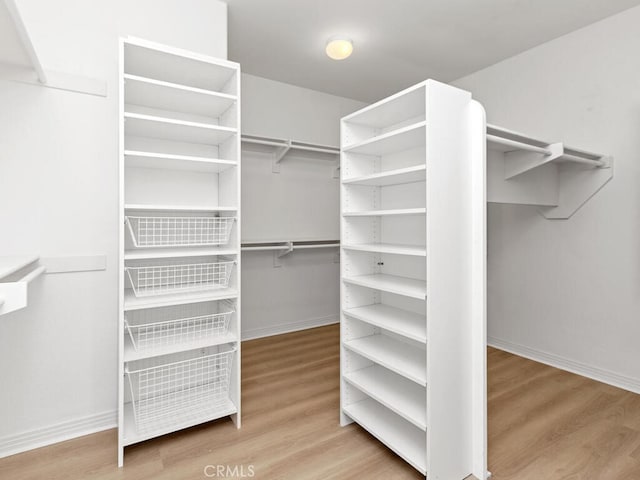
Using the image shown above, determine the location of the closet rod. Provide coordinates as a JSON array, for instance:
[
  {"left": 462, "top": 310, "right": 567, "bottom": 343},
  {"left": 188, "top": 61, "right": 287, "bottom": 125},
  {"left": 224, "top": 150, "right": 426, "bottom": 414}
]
[
  {"left": 560, "top": 154, "right": 607, "bottom": 168},
  {"left": 241, "top": 135, "right": 339, "bottom": 155},
  {"left": 486, "top": 135, "right": 551, "bottom": 155},
  {"left": 241, "top": 240, "right": 340, "bottom": 252}
]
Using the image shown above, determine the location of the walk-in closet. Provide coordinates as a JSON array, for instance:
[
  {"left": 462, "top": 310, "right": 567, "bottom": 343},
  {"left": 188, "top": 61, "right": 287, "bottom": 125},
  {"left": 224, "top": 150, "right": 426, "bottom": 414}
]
[{"left": 1, "top": 1, "right": 639, "bottom": 479}]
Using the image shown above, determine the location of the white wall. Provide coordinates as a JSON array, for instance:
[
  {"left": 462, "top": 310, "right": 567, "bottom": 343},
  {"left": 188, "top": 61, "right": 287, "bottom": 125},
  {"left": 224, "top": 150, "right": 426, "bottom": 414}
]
[
  {"left": 454, "top": 6, "right": 640, "bottom": 390},
  {"left": 240, "top": 74, "right": 364, "bottom": 339},
  {"left": 0, "top": 0, "right": 228, "bottom": 457}
]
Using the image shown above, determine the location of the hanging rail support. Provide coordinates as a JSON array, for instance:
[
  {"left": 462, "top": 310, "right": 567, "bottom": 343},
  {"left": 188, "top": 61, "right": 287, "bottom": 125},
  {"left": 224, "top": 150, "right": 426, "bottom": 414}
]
[
  {"left": 504, "top": 142, "right": 563, "bottom": 180},
  {"left": 272, "top": 140, "right": 292, "bottom": 173}
]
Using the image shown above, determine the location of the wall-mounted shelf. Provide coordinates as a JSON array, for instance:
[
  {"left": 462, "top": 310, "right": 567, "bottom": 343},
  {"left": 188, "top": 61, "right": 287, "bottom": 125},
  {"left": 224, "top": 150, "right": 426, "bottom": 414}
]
[
  {"left": 0, "top": 0, "right": 105, "bottom": 96},
  {"left": 241, "top": 134, "right": 339, "bottom": 174},
  {"left": 0, "top": 255, "right": 45, "bottom": 316},
  {"left": 486, "top": 124, "right": 613, "bottom": 219}
]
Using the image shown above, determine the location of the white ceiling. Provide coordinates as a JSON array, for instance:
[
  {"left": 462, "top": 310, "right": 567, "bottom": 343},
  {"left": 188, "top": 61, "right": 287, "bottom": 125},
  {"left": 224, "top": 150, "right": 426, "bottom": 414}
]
[{"left": 225, "top": 0, "right": 640, "bottom": 102}]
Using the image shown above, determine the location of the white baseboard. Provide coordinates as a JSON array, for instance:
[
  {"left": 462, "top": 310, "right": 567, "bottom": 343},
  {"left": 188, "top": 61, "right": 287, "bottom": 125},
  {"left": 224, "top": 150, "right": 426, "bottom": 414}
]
[
  {"left": 0, "top": 410, "right": 116, "bottom": 459},
  {"left": 242, "top": 315, "right": 339, "bottom": 341},
  {"left": 489, "top": 336, "right": 640, "bottom": 395}
]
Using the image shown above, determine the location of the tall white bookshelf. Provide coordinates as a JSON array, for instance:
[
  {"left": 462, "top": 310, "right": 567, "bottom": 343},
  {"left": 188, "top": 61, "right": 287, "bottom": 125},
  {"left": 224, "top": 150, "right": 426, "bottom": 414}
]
[
  {"left": 340, "top": 80, "right": 487, "bottom": 479},
  {"left": 118, "top": 37, "right": 241, "bottom": 466}
]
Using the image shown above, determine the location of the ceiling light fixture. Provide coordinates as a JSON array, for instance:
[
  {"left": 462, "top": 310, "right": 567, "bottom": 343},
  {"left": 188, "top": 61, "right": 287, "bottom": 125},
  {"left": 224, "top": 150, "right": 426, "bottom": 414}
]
[{"left": 326, "top": 38, "right": 353, "bottom": 60}]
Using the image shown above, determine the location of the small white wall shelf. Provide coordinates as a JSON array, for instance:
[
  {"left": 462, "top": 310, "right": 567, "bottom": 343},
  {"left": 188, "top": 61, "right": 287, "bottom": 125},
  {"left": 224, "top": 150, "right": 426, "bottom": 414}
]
[
  {"left": 340, "top": 80, "right": 487, "bottom": 479},
  {"left": 0, "top": 0, "right": 105, "bottom": 96},
  {"left": 118, "top": 37, "right": 241, "bottom": 466},
  {"left": 241, "top": 134, "right": 339, "bottom": 174},
  {"left": 0, "top": 255, "right": 45, "bottom": 316},
  {"left": 487, "top": 124, "right": 613, "bottom": 219}
]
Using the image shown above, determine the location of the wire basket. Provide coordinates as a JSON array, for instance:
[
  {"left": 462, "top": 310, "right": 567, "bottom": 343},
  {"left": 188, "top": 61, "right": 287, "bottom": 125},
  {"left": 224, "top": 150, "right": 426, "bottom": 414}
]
[
  {"left": 125, "top": 216, "right": 236, "bottom": 248},
  {"left": 126, "top": 261, "right": 235, "bottom": 297},
  {"left": 126, "top": 346, "right": 236, "bottom": 434},
  {"left": 125, "top": 302, "right": 234, "bottom": 352}
]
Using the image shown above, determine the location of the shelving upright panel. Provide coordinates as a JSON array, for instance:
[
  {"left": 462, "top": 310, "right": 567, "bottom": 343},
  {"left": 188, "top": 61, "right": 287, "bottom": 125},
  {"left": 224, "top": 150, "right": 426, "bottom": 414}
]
[
  {"left": 118, "top": 37, "right": 241, "bottom": 466},
  {"left": 340, "top": 80, "right": 487, "bottom": 479}
]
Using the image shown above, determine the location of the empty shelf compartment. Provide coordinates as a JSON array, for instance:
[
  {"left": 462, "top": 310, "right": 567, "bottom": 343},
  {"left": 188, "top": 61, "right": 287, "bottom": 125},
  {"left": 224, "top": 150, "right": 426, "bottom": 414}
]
[
  {"left": 126, "top": 260, "right": 235, "bottom": 297},
  {"left": 124, "top": 112, "right": 237, "bottom": 146},
  {"left": 343, "top": 121, "right": 426, "bottom": 156},
  {"left": 344, "top": 333, "right": 426, "bottom": 386},
  {"left": 342, "top": 243, "right": 426, "bottom": 257},
  {"left": 345, "top": 365, "right": 426, "bottom": 430},
  {"left": 125, "top": 301, "right": 234, "bottom": 353},
  {"left": 343, "top": 273, "right": 426, "bottom": 300},
  {"left": 343, "top": 304, "right": 426, "bottom": 343},
  {"left": 342, "top": 165, "right": 426, "bottom": 187},
  {"left": 124, "top": 74, "right": 237, "bottom": 120},
  {"left": 125, "top": 345, "right": 236, "bottom": 435},
  {"left": 343, "top": 397, "right": 426, "bottom": 474},
  {"left": 126, "top": 215, "right": 236, "bottom": 248}
]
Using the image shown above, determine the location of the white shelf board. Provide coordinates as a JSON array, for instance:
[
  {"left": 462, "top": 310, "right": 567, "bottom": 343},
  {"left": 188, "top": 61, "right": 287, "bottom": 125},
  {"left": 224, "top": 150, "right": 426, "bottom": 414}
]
[
  {"left": 342, "top": 165, "right": 426, "bottom": 186},
  {"left": 124, "top": 204, "right": 237, "bottom": 213},
  {"left": 124, "top": 247, "right": 237, "bottom": 260},
  {"left": 343, "top": 273, "right": 426, "bottom": 300},
  {"left": 125, "top": 150, "right": 236, "bottom": 173},
  {"left": 123, "top": 332, "right": 237, "bottom": 362},
  {"left": 345, "top": 365, "right": 426, "bottom": 430},
  {"left": 343, "top": 398, "right": 426, "bottom": 474},
  {"left": 342, "top": 243, "right": 426, "bottom": 257},
  {"left": 343, "top": 121, "right": 426, "bottom": 156},
  {"left": 343, "top": 208, "right": 426, "bottom": 217},
  {"left": 122, "top": 398, "right": 237, "bottom": 447},
  {"left": 344, "top": 334, "right": 426, "bottom": 386},
  {"left": 124, "top": 74, "right": 236, "bottom": 118},
  {"left": 343, "top": 304, "right": 426, "bottom": 344},
  {"left": 342, "top": 82, "right": 426, "bottom": 129},
  {"left": 0, "top": 255, "right": 39, "bottom": 281},
  {"left": 124, "top": 288, "right": 238, "bottom": 311},
  {"left": 125, "top": 39, "right": 237, "bottom": 93},
  {"left": 124, "top": 112, "right": 237, "bottom": 146}
]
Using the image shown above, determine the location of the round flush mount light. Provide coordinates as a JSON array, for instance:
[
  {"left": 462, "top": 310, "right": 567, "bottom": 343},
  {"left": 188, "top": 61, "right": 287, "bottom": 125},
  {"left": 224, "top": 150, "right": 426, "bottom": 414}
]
[{"left": 326, "top": 38, "right": 353, "bottom": 60}]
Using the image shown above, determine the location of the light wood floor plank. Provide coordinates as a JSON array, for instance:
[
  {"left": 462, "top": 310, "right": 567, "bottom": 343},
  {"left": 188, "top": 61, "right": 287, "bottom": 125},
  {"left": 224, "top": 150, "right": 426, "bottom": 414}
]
[{"left": 1, "top": 325, "right": 640, "bottom": 479}]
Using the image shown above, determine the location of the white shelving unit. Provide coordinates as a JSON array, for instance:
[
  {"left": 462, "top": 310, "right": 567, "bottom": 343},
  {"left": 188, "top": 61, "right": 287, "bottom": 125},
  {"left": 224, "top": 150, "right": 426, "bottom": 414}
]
[
  {"left": 340, "top": 80, "right": 487, "bottom": 479},
  {"left": 118, "top": 37, "right": 241, "bottom": 466}
]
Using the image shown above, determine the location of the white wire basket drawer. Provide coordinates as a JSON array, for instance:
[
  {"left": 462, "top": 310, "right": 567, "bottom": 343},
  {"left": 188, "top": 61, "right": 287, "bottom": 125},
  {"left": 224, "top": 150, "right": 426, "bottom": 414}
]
[
  {"left": 125, "top": 216, "right": 236, "bottom": 248},
  {"left": 125, "top": 301, "right": 234, "bottom": 352},
  {"left": 126, "top": 260, "right": 235, "bottom": 297},
  {"left": 126, "top": 345, "right": 236, "bottom": 434}
]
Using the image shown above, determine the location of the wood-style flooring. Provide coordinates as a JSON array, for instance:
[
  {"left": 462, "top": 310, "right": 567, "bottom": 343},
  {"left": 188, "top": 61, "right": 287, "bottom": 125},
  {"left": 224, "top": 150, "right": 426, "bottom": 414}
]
[{"left": 1, "top": 324, "right": 639, "bottom": 479}]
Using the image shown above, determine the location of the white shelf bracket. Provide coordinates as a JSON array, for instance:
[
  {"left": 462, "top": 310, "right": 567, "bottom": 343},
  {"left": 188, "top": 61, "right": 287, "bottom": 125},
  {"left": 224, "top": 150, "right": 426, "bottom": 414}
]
[
  {"left": 504, "top": 142, "right": 563, "bottom": 179},
  {"left": 272, "top": 242, "right": 293, "bottom": 267},
  {"left": 272, "top": 140, "right": 292, "bottom": 173}
]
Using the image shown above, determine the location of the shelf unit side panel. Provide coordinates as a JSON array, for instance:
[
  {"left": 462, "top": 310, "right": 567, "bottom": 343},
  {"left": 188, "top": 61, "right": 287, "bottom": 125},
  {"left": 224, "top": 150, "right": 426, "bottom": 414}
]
[
  {"left": 117, "top": 37, "right": 126, "bottom": 468},
  {"left": 230, "top": 69, "right": 241, "bottom": 427},
  {"left": 424, "top": 80, "right": 485, "bottom": 479}
]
